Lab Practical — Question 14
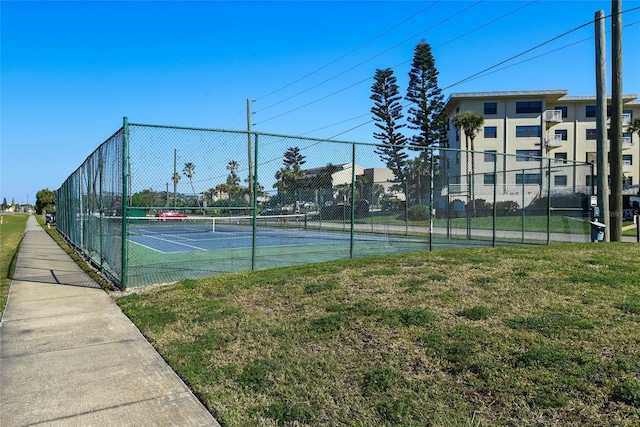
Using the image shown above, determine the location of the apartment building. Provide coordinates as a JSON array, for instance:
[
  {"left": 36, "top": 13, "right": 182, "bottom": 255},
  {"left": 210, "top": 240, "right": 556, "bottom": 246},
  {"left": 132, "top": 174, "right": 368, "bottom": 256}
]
[{"left": 442, "top": 90, "right": 640, "bottom": 203}]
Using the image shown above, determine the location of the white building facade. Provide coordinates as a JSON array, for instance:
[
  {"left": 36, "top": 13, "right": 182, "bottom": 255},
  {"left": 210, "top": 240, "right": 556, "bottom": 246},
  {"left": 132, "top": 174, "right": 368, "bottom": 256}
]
[{"left": 442, "top": 90, "right": 640, "bottom": 205}]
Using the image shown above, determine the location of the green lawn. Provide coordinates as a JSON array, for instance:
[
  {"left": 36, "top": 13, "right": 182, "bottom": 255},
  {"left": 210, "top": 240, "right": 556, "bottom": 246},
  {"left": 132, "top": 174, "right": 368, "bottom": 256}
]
[
  {"left": 116, "top": 242, "right": 640, "bottom": 426},
  {"left": 0, "top": 214, "right": 28, "bottom": 315}
]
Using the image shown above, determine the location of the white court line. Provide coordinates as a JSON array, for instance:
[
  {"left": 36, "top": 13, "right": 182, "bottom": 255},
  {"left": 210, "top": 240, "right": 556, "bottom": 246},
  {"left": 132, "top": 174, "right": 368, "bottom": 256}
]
[
  {"left": 134, "top": 234, "right": 208, "bottom": 252},
  {"left": 129, "top": 240, "right": 166, "bottom": 253}
]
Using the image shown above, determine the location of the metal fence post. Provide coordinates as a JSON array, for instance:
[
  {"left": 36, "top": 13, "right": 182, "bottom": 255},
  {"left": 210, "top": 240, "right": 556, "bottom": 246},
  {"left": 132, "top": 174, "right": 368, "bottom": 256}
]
[
  {"left": 429, "top": 149, "right": 434, "bottom": 252},
  {"left": 521, "top": 168, "right": 525, "bottom": 244},
  {"left": 251, "top": 132, "right": 259, "bottom": 271},
  {"left": 350, "top": 143, "right": 356, "bottom": 259},
  {"left": 121, "top": 117, "right": 129, "bottom": 290},
  {"left": 493, "top": 154, "right": 497, "bottom": 246},
  {"left": 546, "top": 159, "right": 551, "bottom": 245}
]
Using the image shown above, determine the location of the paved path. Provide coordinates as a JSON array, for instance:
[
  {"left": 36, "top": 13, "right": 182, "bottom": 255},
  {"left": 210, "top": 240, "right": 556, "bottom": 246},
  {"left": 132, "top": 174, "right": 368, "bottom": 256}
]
[{"left": 0, "top": 216, "right": 219, "bottom": 426}]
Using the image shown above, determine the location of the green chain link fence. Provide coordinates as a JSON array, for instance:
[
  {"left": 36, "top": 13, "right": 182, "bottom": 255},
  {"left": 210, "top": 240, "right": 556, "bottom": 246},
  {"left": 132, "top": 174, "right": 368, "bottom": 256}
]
[{"left": 56, "top": 119, "right": 594, "bottom": 290}]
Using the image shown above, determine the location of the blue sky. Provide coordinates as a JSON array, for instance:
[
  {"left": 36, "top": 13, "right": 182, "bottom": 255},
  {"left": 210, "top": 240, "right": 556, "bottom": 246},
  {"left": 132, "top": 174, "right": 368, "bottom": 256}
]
[{"left": 2, "top": 0, "right": 639, "bottom": 205}]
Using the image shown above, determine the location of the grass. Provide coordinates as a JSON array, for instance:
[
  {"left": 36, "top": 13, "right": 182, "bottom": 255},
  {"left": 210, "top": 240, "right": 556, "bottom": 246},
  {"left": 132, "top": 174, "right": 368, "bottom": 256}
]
[
  {"left": 0, "top": 214, "right": 28, "bottom": 316},
  {"left": 354, "top": 213, "right": 593, "bottom": 234},
  {"left": 115, "top": 242, "right": 640, "bottom": 426}
]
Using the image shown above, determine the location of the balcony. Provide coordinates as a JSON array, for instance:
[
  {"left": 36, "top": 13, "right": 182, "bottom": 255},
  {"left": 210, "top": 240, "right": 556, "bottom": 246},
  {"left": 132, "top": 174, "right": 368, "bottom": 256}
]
[
  {"left": 543, "top": 109, "right": 563, "bottom": 123},
  {"left": 623, "top": 136, "right": 633, "bottom": 150},
  {"left": 544, "top": 133, "right": 563, "bottom": 149},
  {"left": 607, "top": 113, "right": 632, "bottom": 126},
  {"left": 623, "top": 161, "right": 632, "bottom": 174}
]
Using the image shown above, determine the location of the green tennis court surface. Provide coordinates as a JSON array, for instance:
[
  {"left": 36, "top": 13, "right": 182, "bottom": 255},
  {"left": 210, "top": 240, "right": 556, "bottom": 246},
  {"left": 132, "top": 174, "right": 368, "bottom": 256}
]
[{"left": 124, "top": 214, "right": 528, "bottom": 287}]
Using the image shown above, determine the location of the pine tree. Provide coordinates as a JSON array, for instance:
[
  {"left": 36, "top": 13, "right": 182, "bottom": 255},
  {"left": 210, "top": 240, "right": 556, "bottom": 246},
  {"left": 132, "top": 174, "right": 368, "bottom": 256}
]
[
  {"left": 405, "top": 40, "right": 446, "bottom": 149},
  {"left": 283, "top": 147, "right": 306, "bottom": 168},
  {"left": 370, "top": 68, "right": 408, "bottom": 185},
  {"left": 274, "top": 147, "right": 307, "bottom": 205}
]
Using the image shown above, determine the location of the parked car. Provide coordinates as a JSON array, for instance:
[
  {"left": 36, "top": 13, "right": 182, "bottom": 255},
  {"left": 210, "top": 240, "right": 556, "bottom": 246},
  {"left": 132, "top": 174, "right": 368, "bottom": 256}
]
[{"left": 156, "top": 211, "right": 188, "bottom": 219}]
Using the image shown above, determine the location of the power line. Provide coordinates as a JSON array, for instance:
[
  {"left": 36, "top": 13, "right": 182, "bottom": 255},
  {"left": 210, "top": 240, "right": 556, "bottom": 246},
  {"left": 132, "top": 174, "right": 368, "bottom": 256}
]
[
  {"left": 443, "top": 7, "right": 640, "bottom": 90},
  {"left": 254, "top": 1, "right": 441, "bottom": 103},
  {"left": 256, "top": 1, "right": 485, "bottom": 124},
  {"left": 257, "top": 5, "right": 640, "bottom": 158},
  {"left": 456, "top": 18, "right": 640, "bottom": 86},
  {"left": 287, "top": 1, "right": 541, "bottom": 137},
  {"left": 442, "top": 20, "right": 593, "bottom": 90},
  {"left": 314, "top": 18, "right": 615, "bottom": 140}
]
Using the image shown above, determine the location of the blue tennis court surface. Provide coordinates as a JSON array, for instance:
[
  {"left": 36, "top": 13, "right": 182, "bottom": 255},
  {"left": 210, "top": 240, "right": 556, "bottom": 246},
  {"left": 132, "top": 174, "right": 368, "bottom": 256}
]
[{"left": 129, "top": 227, "right": 415, "bottom": 254}]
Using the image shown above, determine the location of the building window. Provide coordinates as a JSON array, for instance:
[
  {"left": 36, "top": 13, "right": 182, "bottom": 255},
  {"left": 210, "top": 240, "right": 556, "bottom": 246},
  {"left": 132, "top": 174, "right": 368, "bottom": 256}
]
[
  {"left": 484, "top": 173, "right": 496, "bottom": 185},
  {"left": 484, "top": 150, "right": 497, "bottom": 162},
  {"left": 516, "top": 125, "right": 542, "bottom": 138},
  {"left": 484, "top": 102, "right": 497, "bottom": 115},
  {"left": 484, "top": 126, "right": 497, "bottom": 138},
  {"left": 516, "top": 149, "right": 541, "bottom": 161},
  {"left": 586, "top": 128, "right": 597, "bottom": 140},
  {"left": 555, "top": 129, "right": 568, "bottom": 140},
  {"left": 624, "top": 176, "right": 633, "bottom": 188},
  {"left": 624, "top": 109, "right": 633, "bottom": 119},
  {"left": 554, "top": 152, "right": 568, "bottom": 164},
  {"left": 623, "top": 154, "right": 633, "bottom": 165},
  {"left": 586, "top": 105, "right": 597, "bottom": 117},
  {"left": 554, "top": 175, "right": 568, "bottom": 186},
  {"left": 516, "top": 101, "right": 542, "bottom": 114},
  {"left": 554, "top": 106, "right": 568, "bottom": 118},
  {"left": 516, "top": 173, "right": 542, "bottom": 184}
]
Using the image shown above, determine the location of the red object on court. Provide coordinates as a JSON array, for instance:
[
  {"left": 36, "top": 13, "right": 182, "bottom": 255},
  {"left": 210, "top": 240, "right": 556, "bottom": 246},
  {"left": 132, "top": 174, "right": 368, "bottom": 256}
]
[{"left": 156, "top": 211, "right": 188, "bottom": 219}]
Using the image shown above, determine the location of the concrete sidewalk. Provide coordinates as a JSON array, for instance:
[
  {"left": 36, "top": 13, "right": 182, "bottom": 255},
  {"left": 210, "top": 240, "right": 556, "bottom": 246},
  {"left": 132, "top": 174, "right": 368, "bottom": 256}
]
[{"left": 0, "top": 216, "right": 219, "bottom": 426}]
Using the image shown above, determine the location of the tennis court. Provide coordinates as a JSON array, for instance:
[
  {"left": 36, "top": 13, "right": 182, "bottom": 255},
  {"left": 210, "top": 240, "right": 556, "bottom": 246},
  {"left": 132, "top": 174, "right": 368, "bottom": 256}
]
[
  {"left": 126, "top": 214, "right": 429, "bottom": 254},
  {"left": 123, "top": 214, "right": 436, "bottom": 287}
]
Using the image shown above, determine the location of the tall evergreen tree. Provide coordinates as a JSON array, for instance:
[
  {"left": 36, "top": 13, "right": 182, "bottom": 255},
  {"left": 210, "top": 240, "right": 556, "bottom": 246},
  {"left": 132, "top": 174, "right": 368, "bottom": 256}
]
[
  {"left": 274, "top": 147, "right": 307, "bottom": 205},
  {"left": 370, "top": 68, "right": 408, "bottom": 185},
  {"left": 283, "top": 146, "right": 306, "bottom": 169},
  {"left": 405, "top": 40, "right": 446, "bottom": 149}
]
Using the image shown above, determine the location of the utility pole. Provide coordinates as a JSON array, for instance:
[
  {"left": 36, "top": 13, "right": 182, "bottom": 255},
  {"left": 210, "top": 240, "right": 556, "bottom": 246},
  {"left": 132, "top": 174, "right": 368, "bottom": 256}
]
[
  {"left": 610, "top": 0, "right": 623, "bottom": 240},
  {"left": 173, "top": 149, "right": 177, "bottom": 208},
  {"left": 247, "top": 98, "right": 253, "bottom": 207},
  {"left": 595, "top": 10, "right": 610, "bottom": 241}
]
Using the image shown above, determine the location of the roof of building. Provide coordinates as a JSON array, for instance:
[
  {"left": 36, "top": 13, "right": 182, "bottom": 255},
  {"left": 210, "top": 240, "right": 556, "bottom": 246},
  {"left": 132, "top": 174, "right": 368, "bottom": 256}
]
[{"left": 444, "top": 90, "right": 639, "bottom": 113}]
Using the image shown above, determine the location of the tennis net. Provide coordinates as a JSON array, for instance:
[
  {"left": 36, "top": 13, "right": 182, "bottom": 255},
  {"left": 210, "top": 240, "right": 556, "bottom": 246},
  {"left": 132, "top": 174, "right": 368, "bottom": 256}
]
[{"left": 122, "top": 213, "right": 307, "bottom": 236}]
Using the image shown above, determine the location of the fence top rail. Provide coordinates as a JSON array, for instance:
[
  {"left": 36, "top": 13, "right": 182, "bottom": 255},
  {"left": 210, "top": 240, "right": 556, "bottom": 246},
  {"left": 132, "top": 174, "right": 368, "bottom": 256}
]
[
  {"left": 127, "top": 121, "right": 591, "bottom": 167},
  {"left": 128, "top": 122, "right": 366, "bottom": 148}
]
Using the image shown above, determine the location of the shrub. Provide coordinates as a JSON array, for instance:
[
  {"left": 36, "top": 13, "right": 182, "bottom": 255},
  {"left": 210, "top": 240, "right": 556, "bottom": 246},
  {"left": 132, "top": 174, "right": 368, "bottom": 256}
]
[
  {"left": 407, "top": 205, "right": 430, "bottom": 221},
  {"left": 495, "top": 200, "right": 520, "bottom": 216}
]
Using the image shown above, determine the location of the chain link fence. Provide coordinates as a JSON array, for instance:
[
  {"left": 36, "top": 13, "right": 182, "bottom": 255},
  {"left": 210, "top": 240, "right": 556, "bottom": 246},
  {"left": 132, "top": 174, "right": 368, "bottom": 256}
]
[{"left": 55, "top": 120, "right": 594, "bottom": 289}]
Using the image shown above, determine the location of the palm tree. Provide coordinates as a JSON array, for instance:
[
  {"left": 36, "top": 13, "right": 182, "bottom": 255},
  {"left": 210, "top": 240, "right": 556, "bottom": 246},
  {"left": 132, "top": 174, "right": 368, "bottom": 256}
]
[
  {"left": 452, "top": 111, "right": 484, "bottom": 177},
  {"left": 628, "top": 117, "right": 640, "bottom": 140},
  {"left": 628, "top": 117, "right": 640, "bottom": 192},
  {"left": 182, "top": 162, "right": 200, "bottom": 207},
  {"left": 452, "top": 111, "right": 484, "bottom": 217},
  {"left": 225, "top": 160, "right": 242, "bottom": 202}
]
